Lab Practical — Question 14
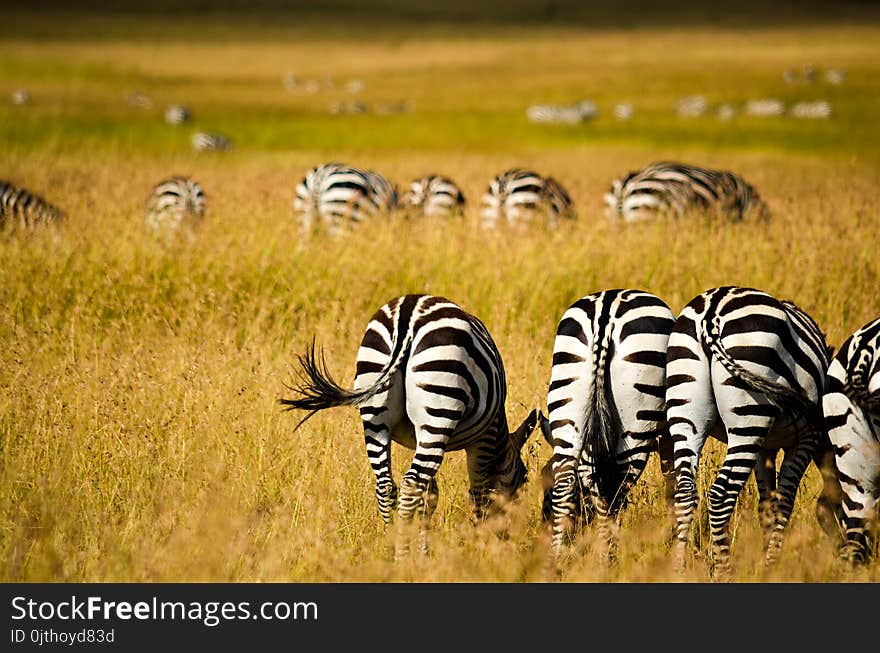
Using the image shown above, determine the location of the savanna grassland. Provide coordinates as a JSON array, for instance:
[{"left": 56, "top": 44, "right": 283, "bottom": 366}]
[{"left": 2, "top": 2, "right": 879, "bottom": 583}]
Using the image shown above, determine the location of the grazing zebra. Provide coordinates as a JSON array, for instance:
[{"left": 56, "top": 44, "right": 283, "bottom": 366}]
[
  {"left": 293, "top": 162, "right": 398, "bottom": 237},
  {"left": 401, "top": 175, "right": 466, "bottom": 219},
  {"left": 279, "top": 294, "right": 539, "bottom": 556},
  {"left": 0, "top": 180, "right": 65, "bottom": 230},
  {"left": 603, "top": 161, "right": 770, "bottom": 223},
  {"left": 165, "top": 105, "right": 191, "bottom": 125},
  {"left": 480, "top": 169, "right": 576, "bottom": 230},
  {"left": 540, "top": 289, "right": 676, "bottom": 561},
  {"left": 144, "top": 176, "right": 207, "bottom": 238},
  {"left": 823, "top": 317, "right": 880, "bottom": 564},
  {"left": 666, "top": 286, "right": 841, "bottom": 576},
  {"left": 192, "top": 131, "right": 231, "bottom": 152}
]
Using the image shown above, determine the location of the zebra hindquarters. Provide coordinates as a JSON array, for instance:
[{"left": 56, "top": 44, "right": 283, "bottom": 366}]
[
  {"left": 665, "top": 327, "right": 719, "bottom": 571},
  {"left": 824, "top": 388, "right": 880, "bottom": 564},
  {"left": 710, "top": 360, "right": 781, "bottom": 577}
]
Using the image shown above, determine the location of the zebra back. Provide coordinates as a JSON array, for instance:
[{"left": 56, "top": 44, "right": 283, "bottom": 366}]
[
  {"left": 605, "top": 161, "right": 769, "bottom": 222},
  {"left": 700, "top": 287, "right": 829, "bottom": 412},
  {"left": 837, "top": 318, "right": 880, "bottom": 408},
  {"left": 0, "top": 180, "right": 66, "bottom": 229}
]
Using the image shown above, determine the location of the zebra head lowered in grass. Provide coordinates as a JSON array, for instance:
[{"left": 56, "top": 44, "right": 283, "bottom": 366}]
[
  {"left": 538, "top": 289, "right": 676, "bottom": 562},
  {"left": 293, "top": 162, "right": 399, "bottom": 237},
  {"left": 667, "top": 286, "right": 844, "bottom": 577},
  {"left": 0, "top": 180, "right": 66, "bottom": 230},
  {"left": 823, "top": 317, "right": 880, "bottom": 564},
  {"left": 279, "top": 294, "right": 538, "bottom": 558},
  {"left": 480, "top": 168, "right": 576, "bottom": 230},
  {"left": 603, "top": 161, "right": 770, "bottom": 223},
  {"left": 144, "top": 176, "right": 207, "bottom": 239},
  {"left": 401, "top": 175, "right": 466, "bottom": 219}
]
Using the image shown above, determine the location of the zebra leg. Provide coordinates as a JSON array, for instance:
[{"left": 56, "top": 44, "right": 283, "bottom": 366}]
[
  {"left": 359, "top": 402, "right": 399, "bottom": 560},
  {"left": 665, "top": 335, "right": 718, "bottom": 571},
  {"left": 764, "top": 426, "right": 818, "bottom": 567},
  {"left": 466, "top": 433, "right": 503, "bottom": 523},
  {"left": 754, "top": 449, "right": 778, "bottom": 550},
  {"left": 548, "top": 455, "right": 581, "bottom": 556},
  {"left": 710, "top": 369, "right": 778, "bottom": 577}
]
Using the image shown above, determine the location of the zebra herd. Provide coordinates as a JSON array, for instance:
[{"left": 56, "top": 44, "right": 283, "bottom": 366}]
[
  {"left": 281, "top": 288, "right": 880, "bottom": 572},
  {"left": 0, "top": 160, "right": 770, "bottom": 237}
]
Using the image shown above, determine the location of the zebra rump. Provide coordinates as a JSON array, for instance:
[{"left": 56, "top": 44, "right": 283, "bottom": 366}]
[
  {"left": 293, "top": 162, "right": 398, "bottom": 236},
  {"left": 604, "top": 161, "right": 769, "bottom": 223},
  {"left": 144, "top": 176, "right": 207, "bottom": 235},
  {"left": 192, "top": 132, "right": 232, "bottom": 152},
  {"left": 822, "top": 317, "right": 880, "bottom": 563},
  {"left": 480, "top": 168, "right": 576, "bottom": 230},
  {"left": 0, "top": 180, "right": 66, "bottom": 229},
  {"left": 401, "top": 175, "right": 465, "bottom": 218},
  {"left": 540, "top": 289, "right": 675, "bottom": 553}
]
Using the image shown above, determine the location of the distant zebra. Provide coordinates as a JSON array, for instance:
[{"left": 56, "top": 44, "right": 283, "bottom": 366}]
[
  {"left": 401, "top": 175, "right": 465, "bottom": 219},
  {"left": 192, "top": 132, "right": 231, "bottom": 152},
  {"left": 480, "top": 169, "right": 576, "bottom": 230},
  {"left": 279, "top": 294, "right": 538, "bottom": 557},
  {"left": 0, "top": 180, "right": 65, "bottom": 230},
  {"left": 666, "top": 286, "right": 842, "bottom": 576},
  {"left": 293, "top": 162, "right": 398, "bottom": 237},
  {"left": 823, "top": 317, "right": 880, "bottom": 564},
  {"left": 144, "top": 176, "right": 206, "bottom": 237},
  {"left": 539, "top": 289, "right": 676, "bottom": 561},
  {"left": 604, "top": 161, "right": 770, "bottom": 223},
  {"left": 165, "top": 105, "right": 191, "bottom": 125}
]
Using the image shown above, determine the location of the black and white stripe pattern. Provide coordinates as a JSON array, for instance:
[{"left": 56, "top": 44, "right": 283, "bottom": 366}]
[
  {"left": 144, "top": 176, "right": 207, "bottom": 237},
  {"left": 280, "top": 294, "right": 538, "bottom": 556},
  {"left": 666, "top": 286, "right": 835, "bottom": 575},
  {"left": 191, "top": 131, "right": 232, "bottom": 152},
  {"left": 823, "top": 317, "right": 880, "bottom": 563},
  {"left": 401, "top": 175, "right": 465, "bottom": 219},
  {"left": 293, "top": 162, "right": 398, "bottom": 237},
  {"left": 480, "top": 169, "right": 576, "bottom": 230},
  {"left": 604, "top": 161, "right": 770, "bottom": 223},
  {"left": 539, "top": 289, "right": 675, "bottom": 560},
  {"left": 0, "top": 180, "right": 65, "bottom": 229}
]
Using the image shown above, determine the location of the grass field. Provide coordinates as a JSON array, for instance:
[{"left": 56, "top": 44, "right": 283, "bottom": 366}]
[{"left": 2, "top": 4, "right": 879, "bottom": 582}]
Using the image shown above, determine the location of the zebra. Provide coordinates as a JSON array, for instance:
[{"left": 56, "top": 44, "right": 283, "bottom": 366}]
[
  {"left": 666, "top": 286, "right": 842, "bottom": 576},
  {"left": 539, "top": 289, "right": 676, "bottom": 561},
  {"left": 0, "top": 180, "right": 66, "bottom": 230},
  {"left": 279, "top": 294, "right": 539, "bottom": 557},
  {"left": 192, "top": 131, "right": 232, "bottom": 152},
  {"left": 480, "top": 169, "right": 576, "bottom": 230},
  {"left": 823, "top": 317, "right": 880, "bottom": 564},
  {"left": 401, "top": 175, "right": 465, "bottom": 219},
  {"left": 293, "top": 162, "right": 398, "bottom": 237},
  {"left": 603, "top": 161, "right": 770, "bottom": 223},
  {"left": 165, "top": 105, "right": 191, "bottom": 125},
  {"left": 144, "top": 176, "right": 207, "bottom": 238}
]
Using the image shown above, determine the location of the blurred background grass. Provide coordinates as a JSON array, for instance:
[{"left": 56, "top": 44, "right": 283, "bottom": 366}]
[{"left": 1, "top": 1, "right": 878, "bottom": 581}]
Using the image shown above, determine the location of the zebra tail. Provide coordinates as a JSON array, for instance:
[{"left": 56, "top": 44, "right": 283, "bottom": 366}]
[
  {"left": 280, "top": 330, "right": 413, "bottom": 430},
  {"left": 704, "top": 313, "right": 813, "bottom": 414},
  {"left": 587, "top": 308, "right": 617, "bottom": 458}
]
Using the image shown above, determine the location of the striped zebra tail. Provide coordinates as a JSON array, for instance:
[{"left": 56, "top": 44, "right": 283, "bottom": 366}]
[
  {"left": 704, "top": 313, "right": 813, "bottom": 413},
  {"left": 588, "top": 300, "right": 617, "bottom": 457},
  {"left": 280, "top": 330, "right": 413, "bottom": 429}
]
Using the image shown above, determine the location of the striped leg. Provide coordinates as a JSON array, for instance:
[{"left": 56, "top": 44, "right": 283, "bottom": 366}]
[
  {"left": 666, "top": 335, "right": 718, "bottom": 570},
  {"left": 711, "top": 367, "right": 779, "bottom": 576},
  {"left": 466, "top": 428, "right": 505, "bottom": 522},
  {"left": 764, "top": 429, "right": 818, "bottom": 566},
  {"left": 418, "top": 478, "right": 440, "bottom": 555}
]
